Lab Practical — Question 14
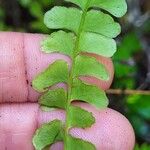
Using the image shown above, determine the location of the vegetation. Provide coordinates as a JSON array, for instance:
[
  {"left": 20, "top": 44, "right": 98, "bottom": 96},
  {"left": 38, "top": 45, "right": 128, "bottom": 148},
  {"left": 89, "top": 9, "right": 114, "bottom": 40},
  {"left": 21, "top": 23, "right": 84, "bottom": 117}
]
[
  {"left": 0, "top": 0, "right": 149, "bottom": 149},
  {"left": 32, "top": 0, "right": 127, "bottom": 149}
]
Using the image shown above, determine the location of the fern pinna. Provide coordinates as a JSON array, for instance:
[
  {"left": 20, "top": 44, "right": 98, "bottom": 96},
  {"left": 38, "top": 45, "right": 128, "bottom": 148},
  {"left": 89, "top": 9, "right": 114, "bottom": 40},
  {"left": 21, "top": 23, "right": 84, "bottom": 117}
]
[{"left": 32, "top": 0, "right": 127, "bottom": 149}]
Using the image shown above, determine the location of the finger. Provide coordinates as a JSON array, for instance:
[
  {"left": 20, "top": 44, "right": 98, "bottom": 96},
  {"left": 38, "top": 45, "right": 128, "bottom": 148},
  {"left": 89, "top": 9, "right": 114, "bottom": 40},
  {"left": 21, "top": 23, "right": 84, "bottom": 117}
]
[
  {"left": 0, "top": 32, "right": 28, "bottom": 103},
  {"left": 0, "top": 32, "right": 114, "bottom": 103},
  {"left": 0, "top": 103, "right": 135, "bottom": 150}
]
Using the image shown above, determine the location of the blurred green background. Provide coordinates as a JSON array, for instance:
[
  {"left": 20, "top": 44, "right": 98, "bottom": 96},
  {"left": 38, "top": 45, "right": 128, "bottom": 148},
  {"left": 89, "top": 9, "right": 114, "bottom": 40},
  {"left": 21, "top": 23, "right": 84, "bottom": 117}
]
[{"left": 0, "top": 0, "right": 150, "bottom": 149}]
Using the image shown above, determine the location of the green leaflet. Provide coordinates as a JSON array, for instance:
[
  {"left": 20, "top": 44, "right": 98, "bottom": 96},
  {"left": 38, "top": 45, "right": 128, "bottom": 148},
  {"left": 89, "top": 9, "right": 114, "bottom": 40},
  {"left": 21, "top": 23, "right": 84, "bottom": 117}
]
[
  {"left": 32, "top": 60, "right": 69, "bottom": 92},
  {"left": 33, "top": 120, "right": 63, "bottom": 150},
  {"left": 89, "top": 0, "right": 127, "bottom": 17},
  {"left": 79, "top": 32, "right": 116, "bottom": 57},
  {"left": 41, "top": 31, "right": 75, "bottom": 57},
  {"left": 67, "top": 135, "right": 96, "bottom": 150},
  {"left": 84, "top": 10, "right": 121, "bottom": 38},
  {"left": 44, "top": 6, "right": 82, "bottom": 34},
  {"left": 71, "top": 79, "right": 108, "bottom": 108},
  {"left": 65, "top": 0, "right": 127, "bottom": 17},
  {"left": 68, "top": 105, "right": 95, "bottom": 128},
  {"left": 73, "top": 55, "right": 109, "bottom": 81},
  {"left": 39, "top": 88, "right": 67, "bottom": 109}
]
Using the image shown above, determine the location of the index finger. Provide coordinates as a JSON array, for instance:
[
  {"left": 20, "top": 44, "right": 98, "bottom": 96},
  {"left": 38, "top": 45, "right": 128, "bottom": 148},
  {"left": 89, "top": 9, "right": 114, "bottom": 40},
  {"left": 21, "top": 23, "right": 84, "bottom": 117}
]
[{"left": 0, "top": 32, "right": 114, "bottom": 103}]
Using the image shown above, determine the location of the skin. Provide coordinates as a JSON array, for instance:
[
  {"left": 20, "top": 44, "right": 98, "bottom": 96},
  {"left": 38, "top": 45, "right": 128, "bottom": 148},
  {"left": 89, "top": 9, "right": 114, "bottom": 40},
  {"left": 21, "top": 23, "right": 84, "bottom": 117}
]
[{"left": 0, "top": 32, "right": 135, "bottom": 150}]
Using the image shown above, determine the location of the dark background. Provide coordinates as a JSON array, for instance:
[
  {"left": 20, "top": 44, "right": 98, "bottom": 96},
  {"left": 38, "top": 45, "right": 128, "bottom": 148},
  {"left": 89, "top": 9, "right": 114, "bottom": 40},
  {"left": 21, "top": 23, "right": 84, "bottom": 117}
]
[{"left": 0, "top": 0, "right": 150, "bottom": 149}]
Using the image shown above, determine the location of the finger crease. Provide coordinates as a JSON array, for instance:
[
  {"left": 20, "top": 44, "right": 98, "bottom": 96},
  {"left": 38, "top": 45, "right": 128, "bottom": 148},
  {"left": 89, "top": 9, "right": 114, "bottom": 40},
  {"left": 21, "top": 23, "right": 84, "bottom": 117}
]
[{"left": 22, "top": 33, "right": 29, "bottom": 102}]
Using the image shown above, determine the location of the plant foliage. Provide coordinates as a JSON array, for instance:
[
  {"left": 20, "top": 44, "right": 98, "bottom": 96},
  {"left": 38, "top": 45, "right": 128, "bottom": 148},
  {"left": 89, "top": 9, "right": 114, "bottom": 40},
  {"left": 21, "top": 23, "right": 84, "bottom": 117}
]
[
  {"left": 126, "top": 95, "right": 150, "bottom": 140},
  {"left": 134, "top": 143, "right": 150, "bottom": 150},
  {"left": 32, "top": 0, "right": 127, "bottom": 149},
  {"left": 113, "top": 32, "right": 142, "bottom": 89}
]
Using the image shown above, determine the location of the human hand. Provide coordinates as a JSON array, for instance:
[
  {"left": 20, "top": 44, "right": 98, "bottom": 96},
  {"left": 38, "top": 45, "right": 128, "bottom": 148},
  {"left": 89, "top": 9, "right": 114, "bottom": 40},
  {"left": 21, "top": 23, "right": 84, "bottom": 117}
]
[{"left": 0, "top": 32, "right": 135, "bottom": 150}]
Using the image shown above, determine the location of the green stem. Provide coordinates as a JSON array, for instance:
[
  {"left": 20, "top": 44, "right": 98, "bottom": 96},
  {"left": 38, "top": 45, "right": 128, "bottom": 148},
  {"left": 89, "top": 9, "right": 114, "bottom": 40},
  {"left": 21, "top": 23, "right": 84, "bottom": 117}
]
[{"left": 64, "top": 1, "right": 90, "bottom": 150}]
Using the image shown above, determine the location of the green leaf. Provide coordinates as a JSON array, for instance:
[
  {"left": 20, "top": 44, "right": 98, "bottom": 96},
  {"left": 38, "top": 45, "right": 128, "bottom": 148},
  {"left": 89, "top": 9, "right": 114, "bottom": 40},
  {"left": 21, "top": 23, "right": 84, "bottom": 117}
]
[
  {"left": 41, "top": 31, "right": 75, "bottom": 57},
  {"left": 84, "top": 10, "right": 121, "bottom": 38},
  {"left": 89, "top": 0, "right": 127, "bottom": 17},
  {"left": 65, "top": 0, "right": 127, "bottom": 17},
  {"left": 73, "top": 55, "right": 109, "bottom": 81},
  {"left": 29, "top": 1, "right": 43, "bottom": 19},
  {"left": 134, "top": 143, "right": 150, "bottom": 150},
  {"left": 113, "top": 32, "right": 141, "bottom": 60},
  {"left": 39, "top": 88, "right": 67, "bottom": 109},
  {"left": 19, "top": 0, "right": 31, "bottom": 7},
  {"left": 33, "top": 120, "right": 63, "bottom": 150},
  {"left": 44, "top": 6, "right": 82, "bottom": 34},
  {"left": 71, "top": 79, "right": 108, "bottom": 108},
  {"left": 127, "top": 95, "right": 150, "bottom": 120},
  {"left": 79, "top": 32, "right": 116, "bottom": 57},
  {"left": 68, "top": 105, "right": 95, "bottom": 128},
  {"left": 32, "top": 60, "right": 69, "bottom": 92},
  {"left": 65, "top": 0, "right": 88, "bottom": 10},
  {"left": 114, "top": 76, "right": 135, "bottom": 89},
  {"left": 114, "top": 62, "right": 136, "bottom": 78},
  {"left": 67, "top": 135, "right": 96, "bottom": 150}
]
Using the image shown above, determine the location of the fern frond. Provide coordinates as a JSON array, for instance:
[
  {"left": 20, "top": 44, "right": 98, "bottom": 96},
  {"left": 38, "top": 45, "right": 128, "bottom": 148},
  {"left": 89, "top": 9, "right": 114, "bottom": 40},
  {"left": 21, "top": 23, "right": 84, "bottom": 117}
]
[{"left": 32, "top": 0, "right": 127, "bottom": 149}]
